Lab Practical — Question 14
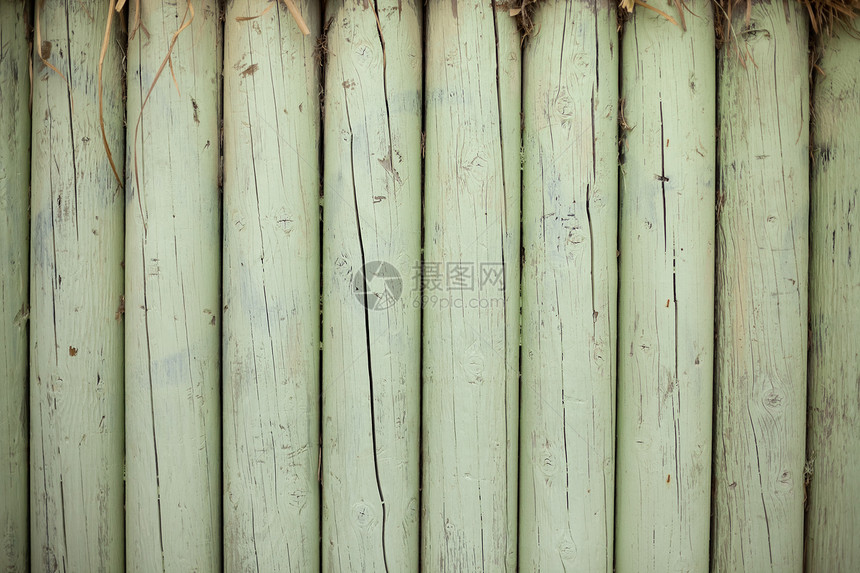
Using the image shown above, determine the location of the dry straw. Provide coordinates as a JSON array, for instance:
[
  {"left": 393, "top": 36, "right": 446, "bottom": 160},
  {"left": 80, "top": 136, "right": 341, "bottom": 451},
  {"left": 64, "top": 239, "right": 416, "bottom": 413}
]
[
  {"left": 33, "top": 0, "right": 859, "bottom": 180},
  {"left": 34, "top": 0, "right": 310, "bottom": 190},
  {"left": 796, "top": 0, "right": 859, "bottom": 33},
  {"left": 510, "top": 0, "right": 858, "bottom": 34}
]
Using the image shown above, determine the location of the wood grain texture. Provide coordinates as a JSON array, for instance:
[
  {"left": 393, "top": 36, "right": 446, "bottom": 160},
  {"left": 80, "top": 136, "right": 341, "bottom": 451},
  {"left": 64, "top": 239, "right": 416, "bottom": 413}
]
[
  {"left": 805, "top": 25, "right": 860, "bottom": 573},
  {"left": 615, "top": 3, "right": 716, "bottom": 571},
  {"left": 422, "top": 2, "right": 521, "bottom": 570},
  {"left": 0, "top": 2, "right": 30, "bottom": 571},
  {"left": 222, "top": 2, "right": 321, "bottom": 571},
  {"left": 321, "top": 1, "right": 422, "bottom": 572},
  {"left": 29, "top": 1, "right": 125, "bottom": 571},
  {"left": 518, "top": 1, "right": 618, "bottom": 571},
  {"left": 712, "top": 3, "right": 809, "bottom": 571},
  {"left": 125, "top": 2, "right": 222, "bottom": 571}
]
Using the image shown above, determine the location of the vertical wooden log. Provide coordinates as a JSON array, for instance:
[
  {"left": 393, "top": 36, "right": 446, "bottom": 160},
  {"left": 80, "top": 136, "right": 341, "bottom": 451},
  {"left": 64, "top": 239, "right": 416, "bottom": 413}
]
[
  {"left": 518, "top": 1, "right": 618, "bottom": 571},
  {"left": 615, "top": 3, "right": 716, "bottom": 571},
  {"left": 222, "top": 2, "right": 321, "bottom": 570},
  {"left": 0, "top": 2, "right": 30, "bottom": 570},
  {"left": 29, "top": 1, "right": 125, "bottom": 571},
  {"left": 125, "top": 2, "right": 222, "bottom": 571},
  {"left": 30, "top": 0, "right": 124, "bottom": 571},
  {"left": 321, "top": 1, "right": 422, "bottom": 571},
  {"left": 422, "top": 2, "right": 521, "bottom": 570},
  {"left": 805, "top": 25, "right": 860, "bottom": 572},
  {"left": 712, "top": 3, "right": 809, "bottom": 570}
]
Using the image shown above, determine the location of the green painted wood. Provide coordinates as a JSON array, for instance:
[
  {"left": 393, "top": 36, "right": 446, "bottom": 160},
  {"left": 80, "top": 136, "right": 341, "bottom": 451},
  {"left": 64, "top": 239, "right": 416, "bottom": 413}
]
[
  {"left": 0, "top": 2, "right": 30, "bottom": 570},
  {"left": 29, "top": 1, "right": 125, "bottom": 571},
  {"left": 321, "top": 1, "right": 422, "bottom": 571},
  {"left": 518, "top": 1, "right": 618, "bottom": 571},
  {"left": 712, "top": 3, "right": 809, "bottom": 571},
  {"left": 615, "top": 3, "right": 716, "bottom": 571},
  {"left": 222, "top": 1, "right": 321, "bottom": 570},
  {"left": 125, "top": 2, "right": 222, "bottom": 571},
  {"left": 422, "top": 2, "right": 521, "bottom": 570},
  {"left": 805, "top": 24, "right": 860, "bottom": 572}
]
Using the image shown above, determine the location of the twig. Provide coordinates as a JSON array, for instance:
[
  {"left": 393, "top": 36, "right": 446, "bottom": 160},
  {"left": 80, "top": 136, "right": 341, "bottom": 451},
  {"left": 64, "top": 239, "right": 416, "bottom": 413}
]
[{"left": 282, "top": 0, "right": 310, "bottom": 35}]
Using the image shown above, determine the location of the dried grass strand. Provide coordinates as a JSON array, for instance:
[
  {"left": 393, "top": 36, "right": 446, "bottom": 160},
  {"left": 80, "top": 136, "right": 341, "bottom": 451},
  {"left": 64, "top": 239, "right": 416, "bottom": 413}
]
[
  {"left": 98, "top": 0, "right": 122, "bottom": 187},
  {"left": 128, "top": 0, "right": 141, "bottom": 41},
  {"left": 76, "top": 0, "right": 94, "bottom": 22},
  {"left": 673, "top": 0, "right": 688, "bottom": 30},
  {"left": 131, "top": 0, "right": 195, "bottom": 234},
  {"left": 506, "top": 0, "right": 544, "bottom": 35},
  {"left": 634, "top": 0, "right": 680, "bottom": 26},
  {"left": 235, "top": 2, "right": 306, "bottom": 34},
  {"left": 509, "top": 0, "right": 684, "bottom": 34},
  {"left": 799, "top": 0, "right": 860, "bottom": 34},
  {"left": 236, "top": 2, "right": 275, "bottom": 22}
]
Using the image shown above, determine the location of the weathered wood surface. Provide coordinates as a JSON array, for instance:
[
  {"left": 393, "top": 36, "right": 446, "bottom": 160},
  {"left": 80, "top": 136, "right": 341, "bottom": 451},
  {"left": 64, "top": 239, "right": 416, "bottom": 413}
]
[
  {"left": 125, "top": 2, "right": 222, "bottom": 571},
  {"left": 422, "top": 2, "right": 521, "bottom": 570},
  {"left": 222, "top": 1, "right": 321, "bottom": 571},
  {"left": 712, "top": 3, "right": 809, "bottom": 571},
  {"left": 29, "top": 1, "right": 125, "bottom": 570},
  {"left": 0, "top": 2, "right": 30, "bottom": 571},
  {"left": 805, "top": 25, "right": 860, "bottom": 573},
  {"left": 615, "top": 3, "right": 716, "bottom": 571},
  {"left": 518, "top": 1, "right": 618, "bottom": 571},
  {"left": 321, "top": 1, "right": 422, "bottom": 572}
]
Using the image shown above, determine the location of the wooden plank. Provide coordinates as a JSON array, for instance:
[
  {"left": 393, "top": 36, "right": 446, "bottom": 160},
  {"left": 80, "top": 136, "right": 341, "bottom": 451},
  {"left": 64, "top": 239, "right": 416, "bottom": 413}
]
[
  {"left": 614, "top": 3, "right": 716, "bottom": 571},
  {"left": 320, "top": 1, "right": 422, "bottom": 571},
  {"left": 517, "top": 1, "right": 618, "bottom": 571},
  {"left": 422, "top": 2, "right": 521, "bottom": 570},
  {"left": 125, "top": 2, "right": 222, "bottom": 571},
  {"left": 805, "top": 24, "right": 860, "bottom": 572},
  {"left": 0, "top": 2, "right": 31, "bottom": 570},
  {"left": 222, "top": 1, "right": 321, "bottom": 570},
  {"left": 29, "top": 1, "right": 125, "bottom": 571},
  {"left": 712, "top": 3, "right": 809, "bottom": 570}
]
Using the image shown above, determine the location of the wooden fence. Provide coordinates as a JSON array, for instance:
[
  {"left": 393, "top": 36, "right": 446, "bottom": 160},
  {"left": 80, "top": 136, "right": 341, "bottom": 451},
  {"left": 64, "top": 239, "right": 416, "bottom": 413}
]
[{"left": 0, "top": 0, "right": 858, "bottom": 571}]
